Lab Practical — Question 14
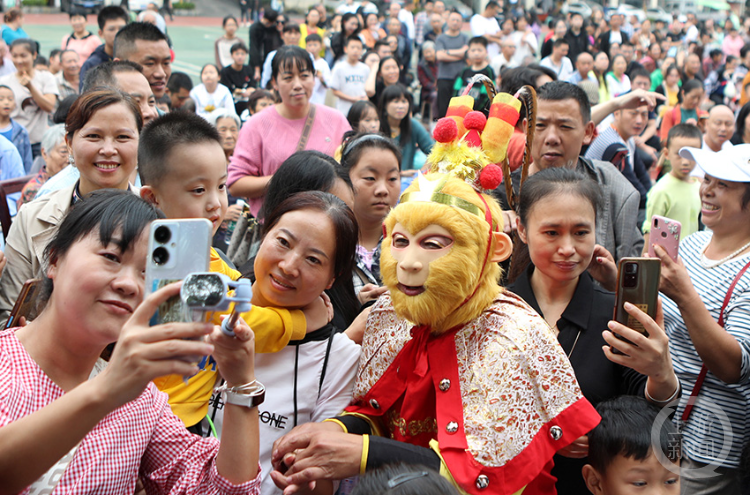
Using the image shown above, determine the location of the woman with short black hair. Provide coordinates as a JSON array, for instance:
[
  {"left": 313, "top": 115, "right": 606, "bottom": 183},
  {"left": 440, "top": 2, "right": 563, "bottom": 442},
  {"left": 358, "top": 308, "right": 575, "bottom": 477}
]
[{"left": 0, "top": 190, "right": 261, "bottom": 493}]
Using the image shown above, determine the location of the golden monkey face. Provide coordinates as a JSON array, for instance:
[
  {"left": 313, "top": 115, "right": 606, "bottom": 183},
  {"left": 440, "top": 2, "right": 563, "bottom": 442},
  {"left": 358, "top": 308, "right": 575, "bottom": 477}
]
[
  {"left": 380, "top": 173, "right": 508, "bottom": 330},
  {"left": 381, "top": 202, "right": 489, "bottom": 328},
  {"left": 389, "top": 223, "right": 455, "bottom": 295}
]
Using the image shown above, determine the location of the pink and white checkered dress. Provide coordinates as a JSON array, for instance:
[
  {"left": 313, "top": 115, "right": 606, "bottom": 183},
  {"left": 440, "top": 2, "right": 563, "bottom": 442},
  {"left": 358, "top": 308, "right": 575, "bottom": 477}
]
[{"left": 0, "top": 329, "right": 261, "bottom": 495}]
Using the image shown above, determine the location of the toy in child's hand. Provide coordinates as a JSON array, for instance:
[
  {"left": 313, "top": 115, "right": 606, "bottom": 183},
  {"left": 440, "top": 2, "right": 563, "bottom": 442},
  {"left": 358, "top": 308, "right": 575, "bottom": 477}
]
[{"left": 181, "top": 272, "right": 253, "bottom": 337}]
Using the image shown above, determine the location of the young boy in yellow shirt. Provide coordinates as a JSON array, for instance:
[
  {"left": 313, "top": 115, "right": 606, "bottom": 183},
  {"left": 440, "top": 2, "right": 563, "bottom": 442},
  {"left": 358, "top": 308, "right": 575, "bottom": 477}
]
[{"left": 139, "top": 112, "right": 329, "bottom": 429}]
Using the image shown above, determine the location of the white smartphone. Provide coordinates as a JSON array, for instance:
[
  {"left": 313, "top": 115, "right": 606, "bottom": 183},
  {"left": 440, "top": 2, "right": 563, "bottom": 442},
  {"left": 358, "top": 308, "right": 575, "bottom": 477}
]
[{"left": 145, "top": 218, "right": 213, "bottom": 326}]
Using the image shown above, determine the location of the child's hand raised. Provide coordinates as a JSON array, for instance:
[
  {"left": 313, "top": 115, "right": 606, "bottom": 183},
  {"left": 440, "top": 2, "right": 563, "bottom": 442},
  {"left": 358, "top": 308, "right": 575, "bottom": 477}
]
[{"left": 302, "top": 294, "right": 333, "bottom": 333}]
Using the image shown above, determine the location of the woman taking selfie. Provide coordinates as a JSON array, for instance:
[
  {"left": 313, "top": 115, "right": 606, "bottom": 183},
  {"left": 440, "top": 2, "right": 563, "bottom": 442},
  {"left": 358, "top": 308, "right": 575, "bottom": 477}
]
[
  {"left": 507, "top": 168, "right": 679, "bottom": 495},
  {"left": 228, "top": 45, "right": 350, "bottom": 219},
  {"left": 0, "top": 190, "right": 261, "bottom": 493},
  {"left": 0, "top": 88, "right": 142, "bottom": 322}
]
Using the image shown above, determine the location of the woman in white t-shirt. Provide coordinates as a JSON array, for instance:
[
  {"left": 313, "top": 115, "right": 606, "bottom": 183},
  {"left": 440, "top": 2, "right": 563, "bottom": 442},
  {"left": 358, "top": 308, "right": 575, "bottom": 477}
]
[
  {"left": 510, "top": 16, "right": 538, "bottom": 67},
  {"left": 190, "top": 64, "right": 235, "bottom": 118},
  {"left": 0, "top": 38, "right": 58, "bottom": 157},
  {"left": 605, "top": 54, "right": 631, "bottom": 98}
]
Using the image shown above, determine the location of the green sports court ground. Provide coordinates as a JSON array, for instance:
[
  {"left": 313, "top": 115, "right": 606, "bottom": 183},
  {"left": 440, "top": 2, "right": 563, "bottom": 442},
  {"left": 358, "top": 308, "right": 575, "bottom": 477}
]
[{"left": 25, "top": 13, "right": 246, "bottom": 84}]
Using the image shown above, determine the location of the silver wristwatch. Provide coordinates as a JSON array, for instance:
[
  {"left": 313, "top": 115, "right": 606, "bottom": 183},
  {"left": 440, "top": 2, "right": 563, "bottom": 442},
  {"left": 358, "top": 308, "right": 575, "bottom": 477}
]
[{"left": 219, "top": 381, "right": 266, "bottom": 409}]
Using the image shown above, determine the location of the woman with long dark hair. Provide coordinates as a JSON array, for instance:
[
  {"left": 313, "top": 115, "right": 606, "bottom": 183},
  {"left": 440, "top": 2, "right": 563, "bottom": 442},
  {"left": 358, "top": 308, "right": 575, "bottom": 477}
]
[
  {"left": 366, "top": 55, "right": 401, "bottom": 106},
  {"left": 592, "top": 51, "right": 610, "bottom": 103},
  {"left": 330, "top": 13, "right": 361, "bottom": 64},
  {"left": 378, "top": 84, "right": 433, "bottom": 174},
  {"left": 731, "top": 102, "right": 750, "bottom": 145}
]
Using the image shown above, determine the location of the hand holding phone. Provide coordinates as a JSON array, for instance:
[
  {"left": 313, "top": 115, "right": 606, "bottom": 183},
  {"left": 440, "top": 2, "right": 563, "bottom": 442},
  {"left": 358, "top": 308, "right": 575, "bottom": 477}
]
[
  {"left": 99, "top": 282, "right": 215, "bottom": 408},
  {"left": 648, "top": 215, "right": 681, "bottom": 262},
  {"left": 6, "top": 279, "right": 41, "bottom": 329},
  {"left": 604, "top": 298, "right": 679, "bottom": 399},
  {"left": 145, "top": 219, "right": 212, "bottom": 326}
]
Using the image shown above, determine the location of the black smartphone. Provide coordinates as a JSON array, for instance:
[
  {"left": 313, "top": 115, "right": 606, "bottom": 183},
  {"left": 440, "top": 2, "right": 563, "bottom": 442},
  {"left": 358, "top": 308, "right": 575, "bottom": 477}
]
[{"left": 611, "top": 258, "right": 661, "bottom": 355}]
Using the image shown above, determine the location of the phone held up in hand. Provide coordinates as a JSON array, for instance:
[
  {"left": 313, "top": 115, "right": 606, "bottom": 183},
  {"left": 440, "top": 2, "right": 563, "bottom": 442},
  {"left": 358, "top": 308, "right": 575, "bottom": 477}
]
[
  {"left": 611, "top": 257, "right": 661, "bottom": 355},
  {"left": 145, "top": 219, "right": 212, "bottom": 326},
  {"left": 5, "top": 278, "right": 41, "bottom": 329},
  {"left": 648, "top": 215, "right": 681, "bottom": 262}
]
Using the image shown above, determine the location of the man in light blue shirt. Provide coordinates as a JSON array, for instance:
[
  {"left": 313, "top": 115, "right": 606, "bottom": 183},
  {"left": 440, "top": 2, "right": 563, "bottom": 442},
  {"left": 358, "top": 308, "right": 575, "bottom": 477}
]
[
  {"left": 0, "top": 133, "right": 26, "bottom": 217},
  {"left": 566, "top": 52, "right": 597, "bottom": 85},
  {"left": 0, "top": 133, "right": 24, "bottom": 182}
]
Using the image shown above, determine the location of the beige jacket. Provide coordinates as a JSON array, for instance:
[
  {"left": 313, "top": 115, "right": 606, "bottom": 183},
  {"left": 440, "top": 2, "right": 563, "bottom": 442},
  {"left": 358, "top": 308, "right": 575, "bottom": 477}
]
[{"left": 0, "top": 185, "right": 75, "bottom": 322}]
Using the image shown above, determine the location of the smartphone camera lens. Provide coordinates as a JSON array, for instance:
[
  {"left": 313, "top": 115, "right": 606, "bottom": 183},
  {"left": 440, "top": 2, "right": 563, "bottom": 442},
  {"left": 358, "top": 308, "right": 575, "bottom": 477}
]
[
  {"left": 623, "top": 262, "right": 638, "bottom": 288},
  {"left": 153, "top": 247, "right": 169, "bottom": 265},
  {"left": 154, "top": 225, "right": 171, "bottom": 244}
]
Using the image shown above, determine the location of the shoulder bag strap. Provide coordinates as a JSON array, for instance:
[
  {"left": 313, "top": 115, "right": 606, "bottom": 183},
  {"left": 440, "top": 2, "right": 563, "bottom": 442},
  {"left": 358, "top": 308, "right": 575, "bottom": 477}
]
[
  {"left": 681, "top": 259, "right": 750, "bottom": 423},
  {"left": 296, "top": 104, "right": 317, "bottom": 152}
]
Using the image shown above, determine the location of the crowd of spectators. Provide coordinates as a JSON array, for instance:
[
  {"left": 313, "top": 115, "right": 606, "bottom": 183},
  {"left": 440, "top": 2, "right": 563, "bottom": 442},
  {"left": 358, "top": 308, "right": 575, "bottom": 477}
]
[{"left": 0, "top": 1, "right": 749, "bottom": 494}]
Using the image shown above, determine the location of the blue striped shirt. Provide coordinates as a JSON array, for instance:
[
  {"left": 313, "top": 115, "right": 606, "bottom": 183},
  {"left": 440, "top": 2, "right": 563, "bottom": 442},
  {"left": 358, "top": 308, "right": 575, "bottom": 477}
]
[{"left": 662, "top": 231, "right": 750, "bottom": 467}]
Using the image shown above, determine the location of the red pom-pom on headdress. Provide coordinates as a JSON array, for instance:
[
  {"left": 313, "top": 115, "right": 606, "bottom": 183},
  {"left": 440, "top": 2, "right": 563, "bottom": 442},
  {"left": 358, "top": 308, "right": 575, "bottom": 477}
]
[
  {"left": 433, "top": 118, "right": 458, "bottom": 143},
  {"left": 479, "top": 164, "right": 503, "bottom": 190},
  {"left": 464, "top": 111, "right": 487, "bottom": 132}
]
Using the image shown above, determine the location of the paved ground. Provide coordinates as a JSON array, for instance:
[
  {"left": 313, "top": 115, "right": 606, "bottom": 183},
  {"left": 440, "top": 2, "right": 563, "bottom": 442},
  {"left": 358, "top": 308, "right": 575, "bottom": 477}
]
[
  {"left": 24, "top": 10, "right": 469, "bottom": 84},
  {"left": 26, "top": 13, "right": 246, "bottom": 82}
]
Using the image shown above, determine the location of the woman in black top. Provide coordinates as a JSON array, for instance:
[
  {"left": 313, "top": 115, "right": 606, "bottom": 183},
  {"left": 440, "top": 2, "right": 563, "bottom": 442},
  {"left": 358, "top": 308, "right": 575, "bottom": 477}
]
[
  {"left": 506, "top": 168, "right": 679, "bottom": 495},
  {"left": 330, "top": 13, "right": 361, "bottom": 64}
]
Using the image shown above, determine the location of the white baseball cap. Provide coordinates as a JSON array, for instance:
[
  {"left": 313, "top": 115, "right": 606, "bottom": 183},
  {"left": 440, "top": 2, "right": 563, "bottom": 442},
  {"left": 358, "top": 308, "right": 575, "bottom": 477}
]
[{"left": 679, "top": 144, "right": 750, "bottom": 183}]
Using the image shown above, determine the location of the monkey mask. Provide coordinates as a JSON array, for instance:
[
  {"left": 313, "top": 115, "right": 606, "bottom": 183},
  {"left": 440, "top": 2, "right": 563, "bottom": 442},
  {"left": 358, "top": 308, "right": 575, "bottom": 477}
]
[
  {"left": 381, "top": 173, "right": 512, "bottom": 334},
  {"left": 380, "top": 94, "right": 521, "bottom": 334}
]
